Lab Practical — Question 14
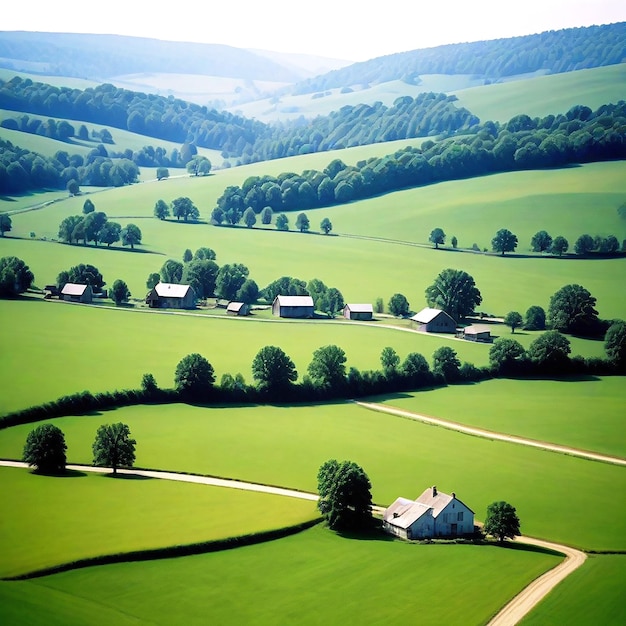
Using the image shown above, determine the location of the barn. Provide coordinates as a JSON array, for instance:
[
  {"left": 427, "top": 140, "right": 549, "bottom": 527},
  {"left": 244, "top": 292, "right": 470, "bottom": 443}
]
[
  {"left": 60, "top": 283, "right": 93, "bottom": 303},
  {"left": 343, "top": 303, "right": 374, "bottom": 321},
  {"left": 411, "top": 307, "right": 456, "bottom": 333},
  {"left": 461, "top": 324, "right": 492, "bottom": 343},
  {"left": 146, "top": 283, "right": 196, "bottom": 309},
  {"left": 226, "top": 301, "right": 249, "bottom": 316},
  {"left": 272, "top": 295, "right": 314, "bottom": 318},
  {"left": 383, "top": 486, "right": 474, "bottom": 540}
]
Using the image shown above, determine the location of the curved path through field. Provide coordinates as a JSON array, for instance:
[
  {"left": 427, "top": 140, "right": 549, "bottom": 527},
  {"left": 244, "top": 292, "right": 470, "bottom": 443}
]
[{"left": 356, "top": 401, "right": 626, "bottom": 466}]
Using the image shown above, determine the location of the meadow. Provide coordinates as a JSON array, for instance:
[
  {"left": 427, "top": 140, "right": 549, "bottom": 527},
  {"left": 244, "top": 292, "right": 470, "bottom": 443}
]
[
  {"left": 0, "top": 524, "right": 561, "bottom": 626},
  {"left": 1, "top": 401, "right": 624, "bottom": 551},
  {"left": 0, "top": 466, "right": 317, "bottom": 578},
  {"left": 378, "top": 377, "right": 626, "bottom": 458}
]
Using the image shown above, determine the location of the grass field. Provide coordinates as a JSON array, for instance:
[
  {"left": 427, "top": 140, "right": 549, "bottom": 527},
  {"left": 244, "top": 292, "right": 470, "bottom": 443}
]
[
  {"left": 521, "top": 554, "right": 626, "bottom": 626},
  {"left": 377, "top": 377, "right": 626, "bottom": 458},
  {"left": 1, "top": 401, "right": 624, "bottom": 551},
  {"left": 0, "top": 466, "right": 317, "bottom": 578},
  {"left": 0, "top": 524, "right": 561, "bottom": 626}
]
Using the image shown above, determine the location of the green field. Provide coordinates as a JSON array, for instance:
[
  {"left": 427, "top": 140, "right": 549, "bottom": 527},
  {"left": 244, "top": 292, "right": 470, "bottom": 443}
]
[
  {"left": 378, "top": 377, "right": 626, "bottom": 458},
  {"left": 0, "top": 524, "right": 561, "bottom": 626},
  {"left": 521, "top": 554, "right": 626, "bottom": 626},
  {"left": 1, "top": 401, "right": 624, "bottom": 551},
  {"left": 0, "top": 466, "right": 317, "bottom": 578}
]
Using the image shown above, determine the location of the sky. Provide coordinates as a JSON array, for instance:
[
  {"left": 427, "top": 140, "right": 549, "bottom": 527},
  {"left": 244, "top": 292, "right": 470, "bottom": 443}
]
[{"left": 3, "top": 0, "right": 626, "bottom": 61}]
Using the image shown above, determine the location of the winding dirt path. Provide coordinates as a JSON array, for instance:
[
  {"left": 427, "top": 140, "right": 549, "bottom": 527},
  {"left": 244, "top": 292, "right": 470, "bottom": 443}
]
[{"left": 356, "top": 401, "right": 626, "bottom": 466}]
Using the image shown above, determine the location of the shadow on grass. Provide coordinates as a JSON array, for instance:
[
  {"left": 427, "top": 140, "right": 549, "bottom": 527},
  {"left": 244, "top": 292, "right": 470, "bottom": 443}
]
[
  {"left": 100, "top": 472, "right": 153, "bottom": 480},
  {"left": 488, "top": 540, "right": 564, "bottom": 558},
  {"left": 32, "top": 468, "right": 88, "bottom": 478},
  {"left": 336, "top": 527, "right": 396, "bottom": 543}
]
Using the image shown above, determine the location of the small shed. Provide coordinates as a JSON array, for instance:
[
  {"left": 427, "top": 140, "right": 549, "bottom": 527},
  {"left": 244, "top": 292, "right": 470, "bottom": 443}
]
[
  {"left": 383, "top": 486, "right": 474, "bottom": 540},
  {"left": 60, "top": 283, "right": 92, "bottom": 303},
  {"left": 411, "top": 307, "right": 456, "bottom": 333},
  {"left": 461, "top": 324, "right": 492, "bottom": 343},
  {"left": 43, "top": 284, "right": 59, "bottom": 299},
  {"left": 226, "top": 301, "right": 249, "bottom": 316},
  {"left": 272, "top": 295, "right": 314, "bottom": 318},
  {"left": 343, "top": 303, "right": 373, "bottom": 321},
  {"left": 146, "top": 283, "right": 196, "bottom": 309}
]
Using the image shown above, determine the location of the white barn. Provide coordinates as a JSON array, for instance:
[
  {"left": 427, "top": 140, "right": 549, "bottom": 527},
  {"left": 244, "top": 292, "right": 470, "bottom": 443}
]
[
  {"left": 383, "top": 486, "right": 474, "bottom": 540},
  {"left": 411, "top": 308, "right": 456, "bottom": 333},
  {"left": 272, "top": 295, "right": 314, "bottom": 318}
]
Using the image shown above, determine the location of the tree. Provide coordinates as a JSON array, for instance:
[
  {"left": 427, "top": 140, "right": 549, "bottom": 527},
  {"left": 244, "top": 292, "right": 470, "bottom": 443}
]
[
  {"left": 503, "top": 311, "right": 523, "bottom": 333},
  {"left": 83, "top": 211, "right": 108, "bottom": 246},
  {"left": 550, "top": 235, "right": 569, "bottom": 256},
  {"left": 548, "top": 284, "right": 599, "bottom": 335},
  {"left": 146, "top": 272, "right": 161, "bottom": 289},
  {"left": 243, "top": 207, "right": 257, "bottom": 228},
  {"left": 275, "top": 213, "right": 289, "bottom": 231},
  {"left": 59, "top": 263, "right": 104, "bottom": 292},
  {"left": 388, "top": 293, "right": 409, "bottom": 317},
  {"left": 574, "top": 234, "right": 595, "bottom": 255},
  {"left": 451, "top": 235, "right": 458, "bottom": 249},
  {"left": 110, "top": 279, "right": 131, "bottom": 305},
  {"left": 121, "top": 224, "right": 142, "bottom": 249},
  {"left": 194, "top": 247, "right": 216, "bottom": 261},
  {"left": 141, "top": 373, "right": 158, "bottom": 393},
  {"left": 154, "top": 199, "right": 170, "bottom": 220},
  {"left": 67, "top": 179, "right": 80, "bottom": 195},
  {"left": 296, "top": 212, "right": 310, "bottom": 233},
  {"left": 317, "top": 459, "right": 372, "bottom": 531},
  {"left": 174, "top": 353, "right": 215, "bottom": 396},
  {"left": 492, "top": 228, "right": 518, "bottom": 256},
  {"left": 308, "top": 345, "right": 347, "bottom": 390},
  {"left": 524, "top": 306, "right": 546, "bottom": 330},
  {"left": 483, "top": 501, "right": 521, "bottom": 542},
  {"left": 429, "top": 227, "right": 446, "bottom": 249},
  {"left": 425, "top": 268, "right": 482, "bottom": 322},
  {"left": 320, "top": 217, "right": 332, "bottom": 234},
  {"left": 380, "top": 346, "right": 400, "bottom": 373},
  {"left": 527, "top": 330, "right": 571, "bottom": 368},
  {"left": 156, "top": 167, "right": 169, "bottom": 181},
  {"left": 215, "top": 263, "right": 249, "bottom": 300},
  {"left": 401, "top": 352, "right": 430, "bottom": 382},
  {"left": 531, "top": 230, "right": 553, "bottom": 253},
  {"left": 82, "top": 198, "right": 95, "bottom": 214},
  {"left": 236, "top": 279, "right": 259, "bottom": 305},
  {"left": 489, "top": 338, "right": 525, "bottom": 372},
  {"left": 172, "top": 197, "right": 200, "bottom": 222},
  {"left": 182, "top": 248, "right": 193, "bottom": 263},
  {"left": 605, "top": 320, "right": 626, "bottom": 368},
  {"left": 374, "top": 297, "right": 384, "bottom": 314},
  {"left": 260, "top": 206, "right": 273, "bottom": 225},
  {"left": 186, "top": 155, "right": 211, "bottom": 176},
  {"left": 182, "top": 259, "right": 219, "bottom": 299},
  {"left": 0, "top": 256, "right": 34, "bottom": 296},
  {"left": 432, "top": 346, "right": 461, "bottom": 381},
  {"left": 0, "top": 213, "right": 11, "bottom": 237},
  {"left": 251, "top": 346, "right": 297, "bottom": 393},
  {"left": 58, "top": 215, "right": 84, "bottom": 243},
  {"left": 99, "top": 221, "right": 121, "bottom": 247},
  {"left": 23, "top": 424, "right": 67, "bottom": 473},
  {"left": 160, "top": 259, "right": 183, "bottom": 283},
  {"left": 92, "top": 422, "right": 136, "bottom": 475}
]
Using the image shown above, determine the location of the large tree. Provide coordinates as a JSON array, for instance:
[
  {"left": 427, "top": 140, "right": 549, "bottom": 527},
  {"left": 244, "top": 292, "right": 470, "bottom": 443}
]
[
  {"left": 0, "top": 256, "right": 34, "bottom": 296},
  {"left": 99, "top": 221, "right": 121, "bottom": 247},
  {"left": 160, "top": 259, "right": 183, "bottom": 283},
  {"left": 380, "top": 346, "right": 400, "bottom": 373},
  {"left": 275, "top": 213, "right": 289, "bottom": 231},
  {"left": 154, "top": 199, "right": 170, "bottom": 220},
  {"left": 605, "top": 320, "right": 626, "bottom": 368},
  {"left": 57, "top": 263, "right": 104, "bottom": 292},
  {"left": 251, "top": 346, "right": 297, "bottom": 393},
  {"left": 243, "top": 207, "right": 257, "bottom": 228},
  {"left": 121, "top": 224, "right": 142, "bottom": 249},
  {"left": 548, "top": 284, "right": 599, "bottom": 335},
  {"left": 429, "top": 227, "right": 446, "bottom": 249},
  {"left": 503, "top": 311, "right": 523, "bottom": 333},
  {"left": 320, "top": 217, "right": 332, "bottom": 234},
  {"left": 489, "top": 338, "right": 526, "bottom": 373},
  {"left": 92, "top": 422, "right": 136, "bottom": 475},
  {"left": 425, "top": 268, "right": 482, "bottom": 322},
  {"left": 524, "top": 305, "right": 546, "bottom": 330},
  {"left": 432, "top": 346, "right": 461, "bottom": 381},
  {"left": 182, "top": 259, "right": 219, "bottom": 299},
  {"left": 550, "top": 235, "right": 569, "bottom": 256},
  {"left": 236, "top": 279, "right": 259, "bottom": 305},
  {"left": 296, "top": 212, "right": 310, "bottom": 233},
  {"left": 530, "top": 230, "right": 553, "bottom": 253},
  {"left": 215, "top": 263, "right": 249, "bottom": 300},
  {"left": 23, "top": 423, "right": 67, "bottom": 473},
  {"left": 174, "top": 353, "right": 215, "bottom": 397},
  {"left": 527, "top": 330, "right": 571, "bottom": 368},
  {"left": 58, "top": 215, "right": 83, "bottom": 243},
  {"left": 483, "top": 501, "right": 521, "bottom": 542},
  {"left": 307, "top": 345, "right": 347, "bottom": 390},
  {"left": 317, "top": 459, "right": 372, "bottom": 531},
  {"left": 401, "top": 352, "right": 431, "bottom": 382},
  {"left": 388, "top": 293, "right": 409, "bottom": 317},
  {"left": 110, "top": 279, "right": 131, "bottom": 305},
  {"left": 172, "top": 197, "right": 200, "bottom": 222},
  {"left": 574, "top": 234, "right": 595, "bottom": 255},
  {"left": 491, "top": 228, "right": 518, "bottom": 256},
  {"left": 83, "top": 211, "right": 108, "bottom": 246}
]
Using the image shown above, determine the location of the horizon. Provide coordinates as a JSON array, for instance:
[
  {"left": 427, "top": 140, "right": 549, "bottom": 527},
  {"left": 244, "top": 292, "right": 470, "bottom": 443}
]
[{"left": 2, "top": 0, "right": 626, "bottom": 62}]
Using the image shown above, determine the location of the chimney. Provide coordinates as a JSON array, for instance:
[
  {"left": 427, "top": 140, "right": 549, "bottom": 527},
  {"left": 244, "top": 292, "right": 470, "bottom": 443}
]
[
  {"left": 451, "top": 492, "right": 456, "bottom": 499},
  {"left": 432, "top": 486, "right": 437, "bottom": 497}
]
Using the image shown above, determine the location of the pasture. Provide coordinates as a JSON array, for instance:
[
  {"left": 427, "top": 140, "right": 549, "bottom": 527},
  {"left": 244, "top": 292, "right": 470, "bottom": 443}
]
[
  {"left": 0, "top": 466, "right": 317, "bottom": 578},
  {"left": 377, "top": 377, "right": 626, "bottom": 458},
  {"left": 0, "top": 524, "right": 561, "bottom": 626},
  {"left": 1, "top": 401, "right": 624, "bottom": 551}
]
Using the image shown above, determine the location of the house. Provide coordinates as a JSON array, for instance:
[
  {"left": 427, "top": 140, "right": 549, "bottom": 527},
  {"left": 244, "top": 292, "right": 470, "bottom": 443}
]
[
  {"left": 272, "top": 295, "right": 314, "bottom": 318},
  {"left": 343, "top": 303, "right": 373, "bottom": 321},
  {"left": 43, "top": 284, "right": 59, "bottom": 299},
  {"left": 226, "top": 301, "right": 249, "bottom": 316},
  {"left": 383, "top": 486, "right": 474, "bottom": 540},
  {"left": 146, "top": 283, "right": 196, "bottom": 309},
  {"left": 460, "top": 324, "right": 492, "bottom": 343},
  {"left": 60, "top": 283, "right": 92, "bottom": 303},
  {"left": 411, "top": 307, "right": 456, "bottom": 333}
]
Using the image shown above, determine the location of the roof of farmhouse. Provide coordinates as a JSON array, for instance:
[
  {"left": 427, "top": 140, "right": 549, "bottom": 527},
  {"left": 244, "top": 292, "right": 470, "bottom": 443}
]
[
  {"left": 464, "top": 324, "right": 492, "bottom": 334},
  {"left": 346, "top": 303, "right": 373, "bottom": 312},
  {"left": 411, "top": 307, "right": 448, "bottom": 323},
  {"left": 154, "top": 283, "right": 192, "bottom": 298},
  {"left": 274, "top": 295, "right": 314, "bottom": 306},
  {"left": 61, "top": 283, "right": 89, "bottom": 296}
]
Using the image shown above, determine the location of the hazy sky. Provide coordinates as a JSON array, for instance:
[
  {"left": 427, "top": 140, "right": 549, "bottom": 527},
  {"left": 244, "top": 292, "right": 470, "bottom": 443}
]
[{"left": 4, "top": 0, "right": 626, "bottom": 61}]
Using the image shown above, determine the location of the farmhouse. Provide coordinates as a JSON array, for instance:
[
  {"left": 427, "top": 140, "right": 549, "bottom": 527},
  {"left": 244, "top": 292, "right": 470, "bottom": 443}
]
[
  {"left": 411, "top": 307, "right": 456, "bottom": 333},
  {"left": 60, "top": 283, "right": 93, "bottom": 303},
  {"left": 272, "top": 295, "right": 314, "bottom": 318},
  {"left": 460, "top": 324, "right": 492, "bottom": 342},
  {"left": 226, "top": 301, "right": 249, "bottom": 316},
  {"left": 146, "top": 283, "right": 196, "bottom": 309},
  {"left": 383, "top": 486, "right": 474, "bottom": 540},
  {"left": 343, "top": 303, "right": 374, "bottom": 321}
]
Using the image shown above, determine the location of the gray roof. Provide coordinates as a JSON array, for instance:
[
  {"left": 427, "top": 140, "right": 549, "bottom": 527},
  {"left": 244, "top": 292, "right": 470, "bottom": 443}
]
[
  {"left": 61, "top": 283, "right": 89, "bottom": 296},
  {"left": 274, "top": 295, "right": 314, "bottom": 307},
  {"left": 227, "top": 301, "right": 246, "bottom": 312},
  {"left": 411, "top": 307, "right": 450, "bottom": 324},
  {"left": 154, "top": 283, "right": 192, "bottom": 298},
  {"left": 345, "top": 303, "right": 373, "bottom": 313},
  {"left": 464, "top": 324, "right": 491, "bottom": 335}
]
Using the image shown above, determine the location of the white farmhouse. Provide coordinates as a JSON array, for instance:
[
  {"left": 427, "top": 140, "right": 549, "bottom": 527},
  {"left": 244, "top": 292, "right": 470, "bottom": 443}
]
[{"left": 383, "top": 486, "right": 474, "bottom": 540}]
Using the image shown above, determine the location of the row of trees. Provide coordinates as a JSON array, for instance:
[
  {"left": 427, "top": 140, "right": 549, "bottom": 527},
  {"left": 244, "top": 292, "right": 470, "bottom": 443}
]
[{"left": 58, "top": 209, "right": 142, "bottom": 249}]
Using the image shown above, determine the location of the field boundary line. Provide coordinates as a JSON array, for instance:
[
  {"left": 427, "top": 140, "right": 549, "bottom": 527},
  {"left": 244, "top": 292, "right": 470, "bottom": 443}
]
[{"left": 355, "top": 401, "right": 626, "bottom": 466}]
